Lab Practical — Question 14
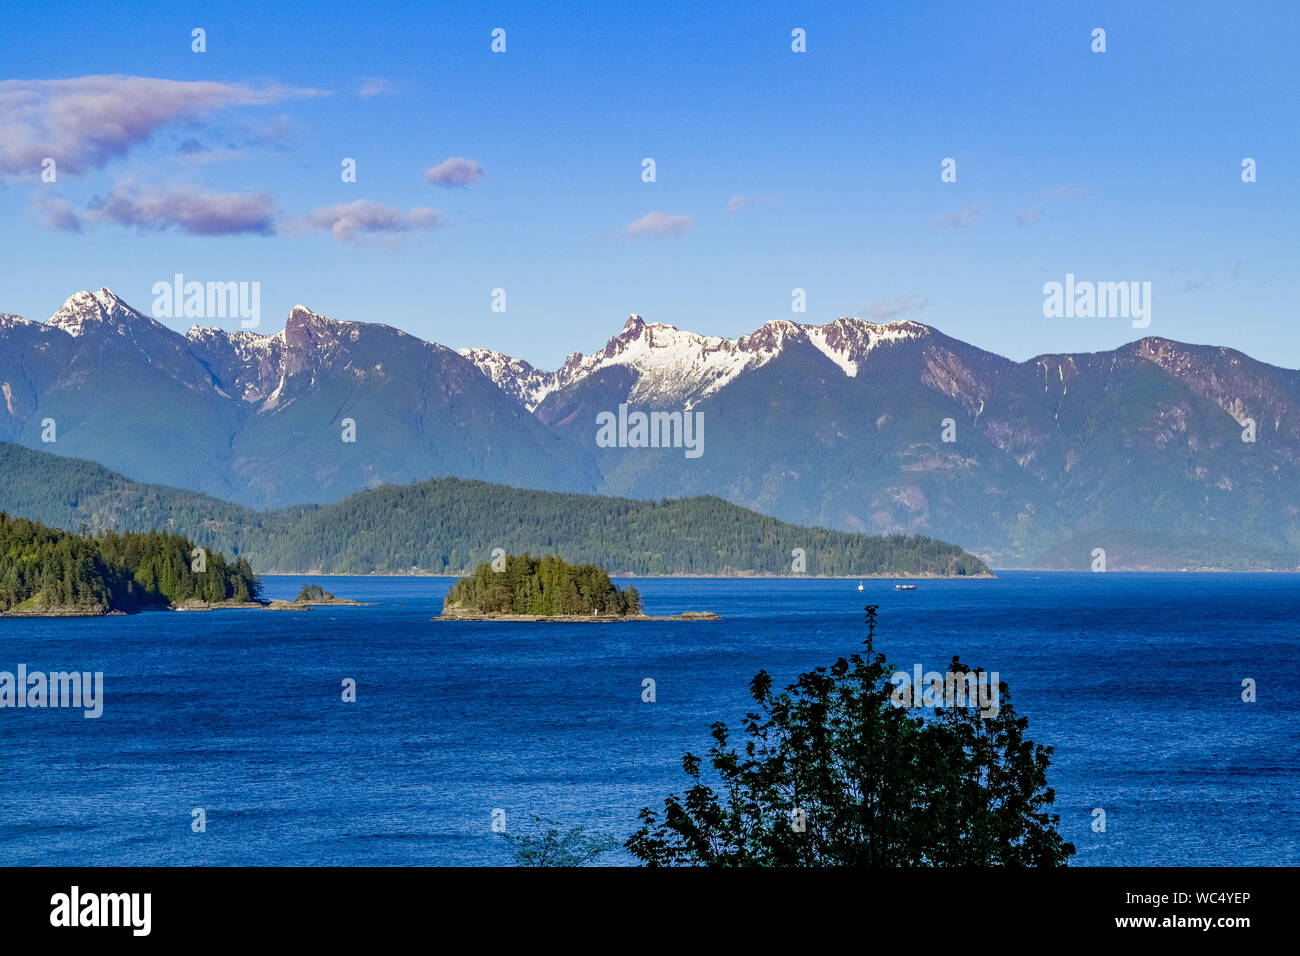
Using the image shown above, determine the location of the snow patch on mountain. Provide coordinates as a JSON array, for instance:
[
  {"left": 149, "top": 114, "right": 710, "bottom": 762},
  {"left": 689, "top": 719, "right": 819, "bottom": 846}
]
[
  {"left": 456, "top": 347, "right": 554, "bottom": 408},
  {"left": 579, "top": 315, "right": 762, "bottom": 409},
  {"left": 45, "top": 288, "right": 166, "bottom": 337},
  {"left": 187, "top": 305, "right": 429, "bottom": 411},
  {"left": 806, "top": 317, "right": 928, "bottom": 378},
  {"left": 188, "top": 325, "right": 285, "bottom": 356},
  {"left": 461, "top": 314, "right": 931, "bottom": 410}
]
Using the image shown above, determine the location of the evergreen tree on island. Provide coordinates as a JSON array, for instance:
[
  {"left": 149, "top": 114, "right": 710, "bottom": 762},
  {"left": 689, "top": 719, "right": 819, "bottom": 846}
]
[
  {"left": 0, "top": 512, "right": 260, "bottom": 614},
  {"left": 444, "top": 553, "right": 641, "bottom": 617}
]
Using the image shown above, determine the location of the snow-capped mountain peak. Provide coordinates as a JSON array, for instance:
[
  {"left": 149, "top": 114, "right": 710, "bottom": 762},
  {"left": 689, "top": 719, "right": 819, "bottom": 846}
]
[
  {"left": 45, "top": 288, "right": 165, "bottom": 337},
  {"left": 459, "top": 314, "right": 933, "bottom": 410}
]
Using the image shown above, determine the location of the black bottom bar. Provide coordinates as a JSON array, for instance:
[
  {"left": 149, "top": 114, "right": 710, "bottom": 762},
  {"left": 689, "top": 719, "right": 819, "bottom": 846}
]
[{"left": 0, "top": 866, "right": 1278, "bottom": 942}]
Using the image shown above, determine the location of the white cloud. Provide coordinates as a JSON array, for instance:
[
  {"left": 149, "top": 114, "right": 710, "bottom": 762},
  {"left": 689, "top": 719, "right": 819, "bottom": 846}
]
[
  {"left": 34, "top": 194, "right": 82, "bottom": 232},
  {"left": 1016, "top": 206, "right": 1045, "bottom": 226},
  {"left": 87, "top": 180, "right": 276, "bottom": 235},
  {"left": 934, "top": 202, "right": 983, "bottom": 229},
  {"left": 357, "top": 78, "right": 398, "bottom": 98},
  {"left": 0, "top": 75, "right": 324, "bottom": 177},
  {"left": 866, "top": 295, "right": 928, "bottom": 320},
  {"left": 626, "top": 211, "right": 694, "bottom": 238},
  {"left": 424, "top": 157, "right": 484, "bottom": 187},
  {"left": 289, "top": 199, "right": 441, "bottom": 242}
]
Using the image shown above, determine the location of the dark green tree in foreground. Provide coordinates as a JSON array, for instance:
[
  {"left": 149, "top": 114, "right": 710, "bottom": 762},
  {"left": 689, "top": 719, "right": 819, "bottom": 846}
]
[
  {"left": 500, "top": 815, "right": 620, "bottom": 866},
  {"left": 627, "top": 606, "right": 1074, "bottom": 867}
]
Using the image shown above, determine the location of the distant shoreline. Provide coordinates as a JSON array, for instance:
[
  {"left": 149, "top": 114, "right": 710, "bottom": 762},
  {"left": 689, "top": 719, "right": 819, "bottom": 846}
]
[
  {"left": 258, "top": 568, "right": 1300, "bottom": 577},
  {"left": 260, "top": 570, "right": 998, "bottom": 579},
  {"left": 435, "top": 611, "right": 721, "bottom": 622},
  {"left": 0, "top": 607, "right": 124, "bottom": 618},
  {"left": 172, "top": 597, "right": 371, "bottom": 612},
  {"left": 2, "top": 597, "right": 372, "bottom": 618}
]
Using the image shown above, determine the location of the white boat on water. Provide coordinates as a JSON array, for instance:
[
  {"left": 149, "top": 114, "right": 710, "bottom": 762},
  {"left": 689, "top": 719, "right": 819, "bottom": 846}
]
[{"left": 857, "top": 581, "right": 864, "bottom": 591}]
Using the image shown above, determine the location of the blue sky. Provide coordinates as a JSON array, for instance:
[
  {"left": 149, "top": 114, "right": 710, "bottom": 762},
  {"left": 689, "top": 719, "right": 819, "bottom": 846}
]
[{"left": 2, "top": 0, "right": 1296, "bottom": 368}]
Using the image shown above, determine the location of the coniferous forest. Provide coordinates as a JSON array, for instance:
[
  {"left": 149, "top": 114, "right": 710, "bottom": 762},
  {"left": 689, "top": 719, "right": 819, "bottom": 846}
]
[
  {"left": 0, "top": 512, "right": 260, "bottom": 614},
  {"left": 0, "top": 444, "right": 991, "bottom": 577},
  {"left": 444, "top": 554, "right": 641, "bottom": 616}
]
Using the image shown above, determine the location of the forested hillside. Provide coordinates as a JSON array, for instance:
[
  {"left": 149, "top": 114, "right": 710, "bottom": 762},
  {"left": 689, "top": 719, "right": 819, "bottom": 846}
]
[
  {"left": 0, "top": 443, "right": 990, "bottom": 577},
  {"left": 0, "top": 512, "right": 260, "bottom": 614}
]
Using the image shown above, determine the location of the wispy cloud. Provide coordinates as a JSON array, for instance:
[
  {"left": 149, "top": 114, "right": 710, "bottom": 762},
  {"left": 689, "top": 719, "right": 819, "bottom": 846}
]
[
  {"left": 357, "top": 77, "right": 398, "bottom": 98},
  {"left": 934, "top": 202, "right": 982, "bottom": 229},
  {"left": 1015, "top": 185, "right": 1090, "bottom": 226},
  {"left": 424, "top": 157, "right": 484, "bottom": 187},
  {"left": 626, "top": 211, "right": 693, "bottom": 238},
  {"left": 87, "top": 180, "right": 276, "bottom": 235},
  {"left": 866, "top": 295, "right": 928, "bottom": 320},
  {"left": 244, "top": 113, "right": 302, "bottom": 150},
  {"left": 177, "top": 139, "right": 249, "bottom": 164},
  {"left": 40, "top": 187, "right": 442, "bottom": 243},
  {"left": 0, "top": 75, "right": 324, "bottom": 178},
  {"left": 1167, "top": 265, "right": 1214, "bottom": 294},
  {"left": 289, "top": 199, "right": 440, "bottom": 242},
  {"left": 34, "top": 194, "right": 82, "bottom": 232},
  {"left": 726, "top": 193, "right": 777, "bottom": 213},
  {"left": 1043, "top": 185, "right": 1090, "bottom": 200}
]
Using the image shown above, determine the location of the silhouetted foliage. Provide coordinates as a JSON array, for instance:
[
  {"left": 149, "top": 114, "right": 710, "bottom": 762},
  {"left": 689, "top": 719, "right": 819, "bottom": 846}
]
[
  {"left": 499, "top": 815, "right": 620, "bottom": 867},
  {"left": 627, "top": 606, "right": 1074, "bottom": 867}
]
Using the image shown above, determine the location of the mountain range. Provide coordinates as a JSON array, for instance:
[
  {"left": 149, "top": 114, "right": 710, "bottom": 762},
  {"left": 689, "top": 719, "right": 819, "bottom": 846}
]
[{"left": 2, "top": 288, "right": 1297, "bottom": 569}]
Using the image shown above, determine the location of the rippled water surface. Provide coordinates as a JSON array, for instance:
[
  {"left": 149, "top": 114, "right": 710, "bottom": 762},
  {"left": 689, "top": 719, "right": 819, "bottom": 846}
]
[{"left": 1, "top": 572, "right": 1296, "bottom": 865}]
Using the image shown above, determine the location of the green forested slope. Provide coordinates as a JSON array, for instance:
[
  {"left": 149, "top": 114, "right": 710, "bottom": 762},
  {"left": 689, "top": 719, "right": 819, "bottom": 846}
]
[
  {"left": 0, "top": 443, "right": 990, "bottom": 576},
  {"left": 0, "top": 512, "right": 259, "bottom": 613}
]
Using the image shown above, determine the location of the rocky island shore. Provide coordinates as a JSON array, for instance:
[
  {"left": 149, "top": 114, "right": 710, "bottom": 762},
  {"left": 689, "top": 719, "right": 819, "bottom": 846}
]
[
  {"left": 436, "top": 609, "right": 721, "bottom": 622},
  {"left": 0, "top": 515, "right": 363, "bottom": 618},
  {"left": 174, "top": 584, "right": 369, "bottom": 612},
  {"left": 435, "top": 553, "right": 720, "bottom": 622}
]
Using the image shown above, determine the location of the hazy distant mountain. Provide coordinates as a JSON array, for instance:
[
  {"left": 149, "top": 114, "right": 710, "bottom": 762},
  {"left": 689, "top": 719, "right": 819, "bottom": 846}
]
[
  {"left": 0, "top": 289, "right": 596, "bottom": 507},
  {"left": 3, "top": 289, "right": 1297, "bottom": 568},
  {"left": 461, "top": 314, "right": 1300, "bottom": 569}
]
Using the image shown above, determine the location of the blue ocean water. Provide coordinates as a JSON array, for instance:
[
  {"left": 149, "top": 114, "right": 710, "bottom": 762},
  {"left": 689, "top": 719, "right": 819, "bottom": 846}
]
[{"left": 0, "top": 572, "right": 1296, "bottom": 866}]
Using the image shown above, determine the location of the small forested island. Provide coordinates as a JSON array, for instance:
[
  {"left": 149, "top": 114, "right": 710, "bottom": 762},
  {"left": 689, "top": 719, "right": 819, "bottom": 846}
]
[
  {"left": 439, "top": 553, "right": 719, "bottom": 621},
  {"left": 0, "top": 512, "right": 260, "bottom": 616},
  {"left": 267, "top": 583, "right": 367, "bottom": 610}
]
